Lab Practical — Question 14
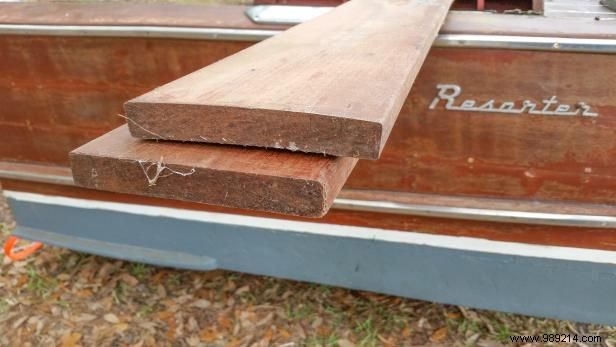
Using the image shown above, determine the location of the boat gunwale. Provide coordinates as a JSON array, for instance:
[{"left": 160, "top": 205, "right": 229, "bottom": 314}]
[
  {"left": 1, "top": 23, "right": 615, "bottom": 53},
  {"left": 0, "top": 3, "right": 614, "bottom": 41}
]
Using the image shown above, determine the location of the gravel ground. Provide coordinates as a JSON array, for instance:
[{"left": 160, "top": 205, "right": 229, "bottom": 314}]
[{"left": 1, "top": 192, "right": 615, "bottom": 347}]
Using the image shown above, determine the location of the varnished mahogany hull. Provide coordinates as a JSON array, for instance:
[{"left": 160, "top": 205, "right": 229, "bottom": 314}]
[{"left": 2, "top": 36, "right": 615, "bottom": 204}]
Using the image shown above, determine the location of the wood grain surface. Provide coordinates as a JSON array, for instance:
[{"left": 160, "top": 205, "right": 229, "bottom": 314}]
[
  {"left": 70, "top": 126, "right": 357, "bottom": 217},
  {"left": 124, "top": 0, "right": 454, "bottom": 159}
]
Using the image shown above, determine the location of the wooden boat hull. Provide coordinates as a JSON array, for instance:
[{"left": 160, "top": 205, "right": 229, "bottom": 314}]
[
  {"left": 4, "top": 39, "right": 615, "bottom": 205},
  {"left": 1, "top": 5, "right": 615, "bottom": 202},
  {"left": 4, "top": 43, "right": 615, "bottom": 204},
  {"left": 2, "top": 2, "right": 616, "bottom": 324},
  {"left": 2, "top": 4, "right": 616, "bottom": 239}
]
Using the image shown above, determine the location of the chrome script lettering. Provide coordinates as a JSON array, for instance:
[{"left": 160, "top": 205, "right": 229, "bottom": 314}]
[{"left": 429, "top": 84, "right": 598, "bottom": 117}]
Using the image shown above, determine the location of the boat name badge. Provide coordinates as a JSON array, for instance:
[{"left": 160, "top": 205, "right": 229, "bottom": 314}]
[{"left": 429, "top": 84, "right": 598, "bottom": 117}]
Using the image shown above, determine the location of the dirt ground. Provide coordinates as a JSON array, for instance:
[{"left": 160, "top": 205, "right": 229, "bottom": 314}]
[{"left": 1, "top": 194, "right": 615, "bottom": 347}]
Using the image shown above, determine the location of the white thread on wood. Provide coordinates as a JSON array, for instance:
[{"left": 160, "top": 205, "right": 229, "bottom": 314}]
[
  {"left": 138, "top": 157, "right": 195, "bottom": 186},
  {"left": 118, "top": 114, "right": 166, "bottom": 140}
]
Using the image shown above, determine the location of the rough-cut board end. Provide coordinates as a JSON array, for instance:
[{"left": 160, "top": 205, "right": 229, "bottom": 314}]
[
  {"left": 69, "top": 126, "right": 357, "bottom": 218},
  {"left": 123, "top": 101, "right": 383, "bottom": 159}
]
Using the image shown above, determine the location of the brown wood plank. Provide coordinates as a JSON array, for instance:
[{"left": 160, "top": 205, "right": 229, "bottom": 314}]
[
  {"left": 70, "top": 126, "right": 357, "bottom": 217},
  {"left": 124, "top": 0, "right": 454, "bottom": 159}
]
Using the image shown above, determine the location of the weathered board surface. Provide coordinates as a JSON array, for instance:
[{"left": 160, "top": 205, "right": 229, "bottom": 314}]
[
  {"left": 124, "top": 0, "right": 453, "bottom": 159},
  {"left": 70, "top": 126, "right": 357, "bottom": 217}
]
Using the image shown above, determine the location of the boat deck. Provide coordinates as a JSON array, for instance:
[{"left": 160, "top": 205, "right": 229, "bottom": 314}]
[{"left": 544, "top": 0, "right": 616, "bottom": 20}]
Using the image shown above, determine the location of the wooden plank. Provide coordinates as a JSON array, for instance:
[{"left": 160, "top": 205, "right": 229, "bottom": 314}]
[
  {"left": 69, "top": 126, "right": 357, "bottom": 217},
  {"left": 124, "top": 0, "right": 454, "bottom": 159}
]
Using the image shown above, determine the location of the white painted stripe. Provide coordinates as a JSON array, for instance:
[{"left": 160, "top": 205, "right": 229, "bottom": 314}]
[{"left": 5, "top": 190, "right": 616, "bottom": 265}]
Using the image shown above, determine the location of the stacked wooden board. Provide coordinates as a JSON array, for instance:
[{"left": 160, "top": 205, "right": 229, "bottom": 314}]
[
  {"left": 70, "top": 0, "right": 454, "bottom": 217},
  {"left": 71, "top": 126, "right": 357, "bottom": 217}
]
